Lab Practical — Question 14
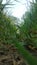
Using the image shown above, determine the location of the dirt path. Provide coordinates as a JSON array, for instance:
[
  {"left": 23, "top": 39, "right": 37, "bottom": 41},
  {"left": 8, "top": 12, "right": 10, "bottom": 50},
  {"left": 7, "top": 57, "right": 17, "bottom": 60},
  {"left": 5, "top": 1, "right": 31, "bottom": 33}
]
[{"left": 0, "top": 43, "right": 27, "bottom": 65}]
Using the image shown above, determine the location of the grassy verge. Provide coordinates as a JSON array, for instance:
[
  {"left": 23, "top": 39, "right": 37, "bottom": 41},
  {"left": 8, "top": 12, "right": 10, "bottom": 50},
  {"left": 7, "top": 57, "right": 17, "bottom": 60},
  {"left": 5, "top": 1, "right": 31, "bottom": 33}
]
[{"left": 14, "top": 41, "right": 37, "bottom": 65}]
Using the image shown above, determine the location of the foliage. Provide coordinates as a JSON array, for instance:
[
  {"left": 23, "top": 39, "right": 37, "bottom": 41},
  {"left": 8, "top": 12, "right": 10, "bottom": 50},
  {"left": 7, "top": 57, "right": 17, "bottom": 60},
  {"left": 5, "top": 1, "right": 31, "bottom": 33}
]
[
  {"left": 14, "top": 41, "right": 37, "bottom": 65},
  {"left": 0, "top": 0, "right": 37, "bottom": 65},
  {"left": 20, "top": 0, "right": 37, "bottom": 47},
  {"left": 0, "top": 13, "right": 16, "bottom": 44}
]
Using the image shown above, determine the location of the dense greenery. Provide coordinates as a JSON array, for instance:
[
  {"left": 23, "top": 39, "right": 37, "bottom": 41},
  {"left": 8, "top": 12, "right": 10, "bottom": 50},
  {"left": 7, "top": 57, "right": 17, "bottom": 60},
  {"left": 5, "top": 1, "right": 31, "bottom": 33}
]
[
  {"left": 0, "top": 0, "right": 37, "bottom": 65},
  {"left": 0, "top": 14, "right": 16, "bottom": 43},
  {"left": 19, "top": 0, "right": 37, "bottom": 47},
  {"left": 0, "top": 0, "right": 17, "bottom": 44}
]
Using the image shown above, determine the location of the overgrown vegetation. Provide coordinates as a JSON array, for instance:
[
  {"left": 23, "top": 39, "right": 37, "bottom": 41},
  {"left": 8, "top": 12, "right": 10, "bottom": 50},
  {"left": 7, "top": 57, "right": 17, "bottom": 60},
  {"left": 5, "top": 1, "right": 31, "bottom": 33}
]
[{"left": 0, "top": 0, "right": 37, "bottom": 65}]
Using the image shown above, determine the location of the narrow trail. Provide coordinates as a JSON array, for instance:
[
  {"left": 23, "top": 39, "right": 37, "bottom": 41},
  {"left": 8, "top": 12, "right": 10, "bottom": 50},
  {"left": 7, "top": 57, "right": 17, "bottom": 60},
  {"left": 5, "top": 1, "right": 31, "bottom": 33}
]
[{"left": 0, "top": 43, "right": 27, "bottom": 65}]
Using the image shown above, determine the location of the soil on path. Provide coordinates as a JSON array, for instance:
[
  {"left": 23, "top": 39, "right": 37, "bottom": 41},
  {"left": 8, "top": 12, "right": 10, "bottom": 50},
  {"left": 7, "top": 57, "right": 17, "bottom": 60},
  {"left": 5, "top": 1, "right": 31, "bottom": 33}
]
[{"left": 0, "top": 43, "right": 27, "bottom": 65}]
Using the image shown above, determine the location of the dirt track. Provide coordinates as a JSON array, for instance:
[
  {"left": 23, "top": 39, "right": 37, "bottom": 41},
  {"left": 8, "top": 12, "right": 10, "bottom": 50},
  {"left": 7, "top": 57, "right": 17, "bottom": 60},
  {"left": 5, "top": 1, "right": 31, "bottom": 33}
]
[{"left": 0, "top": 43, "right": 27, "bottom": 65}]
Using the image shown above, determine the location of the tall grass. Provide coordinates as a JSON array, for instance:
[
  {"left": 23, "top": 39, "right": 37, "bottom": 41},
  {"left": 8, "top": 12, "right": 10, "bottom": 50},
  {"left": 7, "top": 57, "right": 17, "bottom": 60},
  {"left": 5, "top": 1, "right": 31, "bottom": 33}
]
[{"left": 14, "top": 41, "right": 37, "bottom": 65}]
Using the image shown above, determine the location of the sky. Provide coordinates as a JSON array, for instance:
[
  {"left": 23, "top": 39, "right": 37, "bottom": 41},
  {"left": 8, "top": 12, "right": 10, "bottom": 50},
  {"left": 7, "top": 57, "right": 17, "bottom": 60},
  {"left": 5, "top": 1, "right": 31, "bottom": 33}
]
[
  {"left": 12, "top": 4, "right": 27, "bottom": 19},
  {"left": 12, "top": 0, "right": 32, "bottom": 19},
  {"left": 3, "top": 0, "right": 33, "bottom": 19}
]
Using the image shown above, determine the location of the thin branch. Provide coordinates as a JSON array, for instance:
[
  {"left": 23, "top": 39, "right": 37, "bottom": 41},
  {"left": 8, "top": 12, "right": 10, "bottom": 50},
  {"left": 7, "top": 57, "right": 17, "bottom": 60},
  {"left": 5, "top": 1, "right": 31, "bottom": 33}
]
[{"left": 2, "top": 4, "right": 15, "bottom": 5}]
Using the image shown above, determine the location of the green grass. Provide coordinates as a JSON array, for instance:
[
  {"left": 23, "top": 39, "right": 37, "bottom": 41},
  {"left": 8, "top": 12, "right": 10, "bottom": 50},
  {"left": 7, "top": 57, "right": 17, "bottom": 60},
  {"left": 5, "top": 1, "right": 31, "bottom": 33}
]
[{"left": 14, "top": 41, "right": 37, "bottom": 65}]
